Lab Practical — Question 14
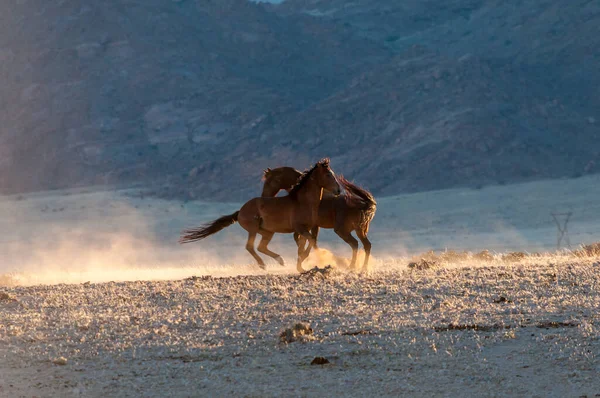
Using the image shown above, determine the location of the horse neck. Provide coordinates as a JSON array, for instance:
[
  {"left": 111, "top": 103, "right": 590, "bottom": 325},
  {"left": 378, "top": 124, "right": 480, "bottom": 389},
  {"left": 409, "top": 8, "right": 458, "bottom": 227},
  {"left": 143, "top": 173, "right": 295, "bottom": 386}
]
[
  {"left": 295, "top": 176, "right": 323, "bottom": 209},
  {"left": 283, "top": 170, "right": 302, "bottom": 190}
]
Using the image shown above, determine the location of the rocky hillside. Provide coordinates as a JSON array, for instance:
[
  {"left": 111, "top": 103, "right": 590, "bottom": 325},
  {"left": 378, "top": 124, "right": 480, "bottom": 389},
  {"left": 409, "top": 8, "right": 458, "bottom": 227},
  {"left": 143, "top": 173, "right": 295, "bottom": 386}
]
[{"left": 1, "top": 0, "right": 598, "bottom": 200}]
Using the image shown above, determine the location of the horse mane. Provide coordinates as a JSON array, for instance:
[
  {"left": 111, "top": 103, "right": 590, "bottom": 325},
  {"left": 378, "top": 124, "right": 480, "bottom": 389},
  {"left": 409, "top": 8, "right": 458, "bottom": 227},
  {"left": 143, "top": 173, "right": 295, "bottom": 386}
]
[
  {"left": 288, "top": 158, "right": 330, "bottom": 197},
  {"left": 261, "top": 168, "right": 272, "bottom": 182}
]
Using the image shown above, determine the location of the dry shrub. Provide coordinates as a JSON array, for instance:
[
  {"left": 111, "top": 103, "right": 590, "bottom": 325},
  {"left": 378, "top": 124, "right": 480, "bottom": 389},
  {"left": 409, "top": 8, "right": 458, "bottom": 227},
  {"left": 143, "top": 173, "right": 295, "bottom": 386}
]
[
  {"left": 440, "top": 250, "right": 470, "bottom": 262},
  {"left": 573, "top": 242, "right": 600, "bottom": 257},
  {"left": 473, "top": 250, "right": 494, "bottom": 262},
  {"left": 501, "top": 251, "right": 527, "bottom": 262},
  {"left": 279, "top": 323, "right": 314, "bottom": 343},
  {"left": 415, "top": 249, "right": 471, "bottom": 264},
  {"left": 407, "top": 259, "right": 440, "bottom": 270}
]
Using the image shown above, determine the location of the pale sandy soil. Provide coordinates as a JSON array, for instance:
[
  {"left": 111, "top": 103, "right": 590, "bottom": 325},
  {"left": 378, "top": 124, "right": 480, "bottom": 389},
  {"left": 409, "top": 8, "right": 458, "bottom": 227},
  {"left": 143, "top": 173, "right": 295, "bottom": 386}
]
[
  {"left": 2, "top": 176, "right": 600, "bottom": 397},
  {"left": 1, "top": 258, "right": 600, "bottom": 397}
]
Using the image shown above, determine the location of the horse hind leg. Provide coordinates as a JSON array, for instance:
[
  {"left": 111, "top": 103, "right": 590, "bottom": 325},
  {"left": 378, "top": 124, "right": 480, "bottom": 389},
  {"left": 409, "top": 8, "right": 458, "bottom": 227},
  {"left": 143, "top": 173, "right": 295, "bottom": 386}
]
[
  {"left": 257, "top": 230, "right": 285, "bottom": 266},
  {"left": 245, "top": 232, "right": 266, "bottom": 269},
  {"left": 356, "top": 228, "right": 372, "bottom": 273},
  {"left": 334, "top": 228, "right": 359, "bottom": 271}
]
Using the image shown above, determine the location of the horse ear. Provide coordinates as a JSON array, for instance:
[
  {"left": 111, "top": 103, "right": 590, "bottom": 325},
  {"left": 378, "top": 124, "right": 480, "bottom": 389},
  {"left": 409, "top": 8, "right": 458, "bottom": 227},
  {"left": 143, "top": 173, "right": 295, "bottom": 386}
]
[{"left": 263, "top": 168, "right": 272, "bottom": 176}]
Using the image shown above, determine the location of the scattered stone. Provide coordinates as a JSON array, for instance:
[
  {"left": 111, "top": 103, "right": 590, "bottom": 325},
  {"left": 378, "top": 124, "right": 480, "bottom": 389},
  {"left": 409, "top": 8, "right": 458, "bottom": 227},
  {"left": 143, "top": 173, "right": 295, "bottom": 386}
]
[
  {"left": 536, "top": 320, "right": 579, "bottom": 329},
  {"left": 434, "top": 323, "right": 509, "bottom": 332},
  {"left": 341, "top": 330, "right": 373, "bottom": 336},
  {"left": 52, "top": 357, "right": 68, "bottom": 366},
  {"left": 0, "top": 291, "right": 15, "bottom": 301},
  {"left": 186, "top": 275, "right": 212, "bottom": 282},
  {"left": 279, "top": 323, "right": 313, "bottom": 344},
  {"left": 311, "top": 357, "right": 330, "bottom": 365},
  {"left": 299, "top": 265, "right": 334, "bottom": 279},
  {"left": 493, "top": 296, "right": 513, "bottom": 304}
]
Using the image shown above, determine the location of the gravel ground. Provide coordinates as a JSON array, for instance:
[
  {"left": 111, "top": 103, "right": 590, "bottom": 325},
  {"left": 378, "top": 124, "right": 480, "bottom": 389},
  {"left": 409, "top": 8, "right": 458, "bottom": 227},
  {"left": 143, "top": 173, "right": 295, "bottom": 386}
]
[{"left": 2, "top": 257, "right": 600, "bottom": 397}]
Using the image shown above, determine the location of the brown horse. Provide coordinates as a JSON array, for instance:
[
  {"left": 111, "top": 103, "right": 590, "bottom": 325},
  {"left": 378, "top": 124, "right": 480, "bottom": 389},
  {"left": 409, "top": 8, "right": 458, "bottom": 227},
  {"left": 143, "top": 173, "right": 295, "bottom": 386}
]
[
  {"left": 262, "top": 167, "right": 376, "bottom": 272},
  {"left": 180, "top": 159, "right": 341, "bottom": 272}
]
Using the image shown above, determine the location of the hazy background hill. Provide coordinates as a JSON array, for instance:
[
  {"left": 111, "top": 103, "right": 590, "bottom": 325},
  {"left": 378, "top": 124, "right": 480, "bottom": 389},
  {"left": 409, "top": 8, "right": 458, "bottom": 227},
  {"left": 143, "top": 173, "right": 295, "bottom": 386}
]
[{"left": 1, "top": 0, "right": 598, "bottom": 200}]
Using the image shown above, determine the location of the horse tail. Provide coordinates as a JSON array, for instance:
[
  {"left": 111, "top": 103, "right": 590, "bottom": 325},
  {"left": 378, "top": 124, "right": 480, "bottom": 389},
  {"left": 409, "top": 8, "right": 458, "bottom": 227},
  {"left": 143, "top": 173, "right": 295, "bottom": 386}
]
[
  {"left": 179, "top": 211, "right": 239, "bottom": 243},
  {"left": 338, "top": 175, "right": 377, "bottom": 229}
]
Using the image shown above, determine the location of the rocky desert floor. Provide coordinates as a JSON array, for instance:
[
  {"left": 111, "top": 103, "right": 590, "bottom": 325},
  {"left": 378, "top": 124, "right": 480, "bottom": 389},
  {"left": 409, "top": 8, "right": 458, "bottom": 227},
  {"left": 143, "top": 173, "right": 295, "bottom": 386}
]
[
  {"left": 2, "top": 255, "right": 600, "bottom": 397},
  {"left": 3, "top": 176, "right": 600, "bottom": 397}
]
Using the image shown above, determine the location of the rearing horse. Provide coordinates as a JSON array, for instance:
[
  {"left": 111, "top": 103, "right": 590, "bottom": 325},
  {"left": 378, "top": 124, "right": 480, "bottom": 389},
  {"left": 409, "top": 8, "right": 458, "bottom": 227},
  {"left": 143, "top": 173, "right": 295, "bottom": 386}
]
[
  {"left": 262, "top": 167, "right": 376, "bottom": 272},
  {"left": 180, "top": 159, "right": 341, "bottom": 272}
]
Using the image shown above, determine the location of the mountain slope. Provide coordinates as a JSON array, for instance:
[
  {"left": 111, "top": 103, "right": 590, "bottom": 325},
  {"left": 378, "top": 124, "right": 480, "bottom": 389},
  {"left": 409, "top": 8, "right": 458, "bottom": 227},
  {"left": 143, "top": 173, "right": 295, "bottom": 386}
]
[{"left": 1, "top": 0, "right": 599, "bottom": 200}]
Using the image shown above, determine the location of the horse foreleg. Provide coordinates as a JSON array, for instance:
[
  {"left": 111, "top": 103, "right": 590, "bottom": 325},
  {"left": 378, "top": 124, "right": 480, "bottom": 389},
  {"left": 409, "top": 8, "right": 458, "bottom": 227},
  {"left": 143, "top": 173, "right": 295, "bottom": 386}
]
[
  {"left": 257, "top": 229, "right": 285, "bottom": 266},
  {"left": 334, "top": 228, "right": 359, "bottom": 271},
  {"left": 310, "top": 226, "right": 320, "bottom": 249},
  {"left": 294, "top": 227, "right": 315, "bottom": 272},
  {"left": 356, "top": 228, "right": 372, "bottom": 273},
  {"left": 245, "top": 232, "right": 266, "bottom": 269}
]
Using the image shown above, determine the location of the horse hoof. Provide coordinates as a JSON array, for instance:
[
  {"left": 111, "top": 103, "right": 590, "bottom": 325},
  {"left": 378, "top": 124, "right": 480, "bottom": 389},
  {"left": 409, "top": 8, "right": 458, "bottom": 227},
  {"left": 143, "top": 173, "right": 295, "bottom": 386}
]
[
  {"left": 276, "top": 256, "right": 285, "bottom": 266},
  {"left": 258, "top": 264, "right": 267, "bottom": 270}
]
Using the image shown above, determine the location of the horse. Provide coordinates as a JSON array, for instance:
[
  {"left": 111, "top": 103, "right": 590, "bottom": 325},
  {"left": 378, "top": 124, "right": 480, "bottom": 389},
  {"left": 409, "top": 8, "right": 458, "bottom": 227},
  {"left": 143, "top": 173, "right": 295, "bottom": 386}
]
[
  {"left": 179, "top": 159, "right": 341, "bottom": 272},
  {"left": 262, "top": 166, "right": 376, "bottom": 272}
]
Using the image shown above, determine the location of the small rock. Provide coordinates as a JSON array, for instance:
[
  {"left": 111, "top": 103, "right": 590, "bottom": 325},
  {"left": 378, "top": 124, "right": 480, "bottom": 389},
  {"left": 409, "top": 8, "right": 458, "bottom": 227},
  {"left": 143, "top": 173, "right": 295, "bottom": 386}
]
[
  {"left": 52, "top": 357, "right": 68, "bottom": 366},
  {"left": 0, "top": 292, "right": 15, "bottom": 302},
  {"left": 493, "top": 296, "right": 512, "bottom": 304},
  {"left": 311, "top": 357, "right": 330, "bottom": 365},
  {"left": 279, "top": 323, "right": 313, "bottom": 343}
]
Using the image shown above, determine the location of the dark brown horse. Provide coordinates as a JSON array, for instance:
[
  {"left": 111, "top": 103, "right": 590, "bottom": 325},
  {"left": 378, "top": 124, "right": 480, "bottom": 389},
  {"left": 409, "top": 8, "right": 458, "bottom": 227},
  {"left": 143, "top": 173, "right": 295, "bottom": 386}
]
[
  {"left": 262, "top": 167, "right": 376, "bottom": 272},
  {"left": 180, "top": 159, "right": 341, "bottom": 272}
]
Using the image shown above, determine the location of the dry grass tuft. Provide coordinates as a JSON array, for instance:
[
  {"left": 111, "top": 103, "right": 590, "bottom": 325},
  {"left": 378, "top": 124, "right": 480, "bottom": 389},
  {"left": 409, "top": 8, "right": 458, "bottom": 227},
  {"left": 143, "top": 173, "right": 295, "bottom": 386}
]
[
  {"left": 573, "top": 241, "right": 600, "bottom": 257},
  {"left": 501, "top": 251, "right": 528, "bottom": 262},
  {"left": 408, "top": 259, "right": 440, "bottom": 270},
  {"left": 473, "top": 250, "right": 494, "bottom": 261}
]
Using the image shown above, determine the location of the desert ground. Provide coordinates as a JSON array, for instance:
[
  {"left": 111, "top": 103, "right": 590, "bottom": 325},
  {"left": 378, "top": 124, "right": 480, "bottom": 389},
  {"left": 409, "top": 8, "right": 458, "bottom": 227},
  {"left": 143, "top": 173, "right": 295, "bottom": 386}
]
[{"left": 2, "top": 175, "right": 600, "bottom": 397}]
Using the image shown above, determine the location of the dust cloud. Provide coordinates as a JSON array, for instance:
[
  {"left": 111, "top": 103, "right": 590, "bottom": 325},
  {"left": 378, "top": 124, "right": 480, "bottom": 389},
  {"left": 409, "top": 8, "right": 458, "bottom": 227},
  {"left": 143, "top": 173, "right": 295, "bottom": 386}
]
[{"left": 0, "top": 189, "right": 275, "bottom": 286}]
